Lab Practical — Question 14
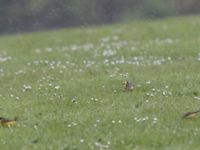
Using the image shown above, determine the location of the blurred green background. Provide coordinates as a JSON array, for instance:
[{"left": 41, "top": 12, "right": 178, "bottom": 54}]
[{"left": 0, "top": 0, "right": 200, "bottom": 34}]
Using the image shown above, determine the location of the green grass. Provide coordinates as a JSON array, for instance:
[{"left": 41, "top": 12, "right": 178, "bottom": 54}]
[{"left": 0, "top": 15, "right": 200, "bottom": 149}]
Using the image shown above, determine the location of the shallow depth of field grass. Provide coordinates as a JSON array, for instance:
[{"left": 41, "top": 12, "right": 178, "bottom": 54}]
[{"left": 0, "top": 16, "right": 200, "bottom": 149}]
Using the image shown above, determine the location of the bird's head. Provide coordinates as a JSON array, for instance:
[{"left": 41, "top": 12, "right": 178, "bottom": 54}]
[{"left": 122, "top": 80, "right": 129, "bottom": 86}]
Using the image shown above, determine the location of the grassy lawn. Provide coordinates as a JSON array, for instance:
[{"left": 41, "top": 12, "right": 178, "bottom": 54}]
[{"left": 0, "top": 16, "right": 200, "bottom": 149}]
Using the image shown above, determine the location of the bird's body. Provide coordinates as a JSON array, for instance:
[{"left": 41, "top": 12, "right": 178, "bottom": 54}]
[
  {"left": 0, "top": 117, "right": 16, "bottom": 127},
  {"left": 123, "top": 81, "right": 135, "bottom": 91},
  {"left": 182, "top": 110, "right": 200, "bottom": 119}
]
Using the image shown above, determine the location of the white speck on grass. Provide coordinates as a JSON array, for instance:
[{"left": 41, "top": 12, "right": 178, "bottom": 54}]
[
  {"left": 134, "top": 117, "right": 141, "bottom": 122},
  {"left": 146, "top": 93, "right": 150, "bottom": 96},
  {"left": 134, "top": 116, "right": 149, "bottom": 122},
  {"left": 80, "top": 139, "right": 84, "bottom": 143},
  {"left": 34, "top": 125, "right": 38, "bottom": 130},
  {"left": 107, "top": 141, "right": 111, "bottom": 145},
  {"left": 35, "top": 48, "right": 41, "bottom": 53},
  {"left": 22, "top": 85, "right": 32, "bottom": 92},
  {"left": 150, "top": 93, "right": 154, "bottom": 97},
  {"left": 112, "top": 120, "right": 116, "bottom": 124},
  {"left": 142, "top": 117, "right": 149, "bottom": 121},
  {"left": 0, "top": 54, "right": 12, "bottom": 62},
  {"left": 194, "top": 96, "right": 200, "bottom": 100},
  {"left": 72, "top": 122, "right": 77, "bottom": 126},
  {"left": 54, "top": 85, "right": 60, "bottom": 90},
  {"left": 197, "top": 53, "right": 200, "bottom": 61},
  {"left": 162, "top": 91, "right": 166, "bottom": 96},
  {"left": 153, "top": 60, "right": 162, "bottom": 65},
  {"left": 96, "top": 119, "right": 100, "bottom": 123},
  {"left": 153, "top": 117, "right": 158, "bottom": 123},
  {"left": 146, "top": 80, "right": 151, "bottom": 84},
  {"left": 45, "top": 47, "right": 53, "bottom": 52},
  {"left": 94, "top": 142, "right": 109, "bottom": 149},
  {"left": 103, "top": 49, "right": 116, "bottom": 57},
  {"left": 44, "top": 60, "right": 49, "bottom": 64},
  {"left": 100, "top": 36, "right": 110, "bottom": 43},
  {"left": 168, "top": 91, "right": 172, "bottom": 96},
  {"left": 15, "top": 69, "right": 26, "bottom": 75},
  {"left": 109, "top": 74, "right": 116, "bottom": 78}
]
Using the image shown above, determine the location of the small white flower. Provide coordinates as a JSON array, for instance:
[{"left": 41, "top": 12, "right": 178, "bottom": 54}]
[
  {"left": 54, "top": 86, "right": 60, "bottom": 90},
  {"left": 72, "top": 122, "right": 77, "bottom": 126},
  {"left": 102, "top": 49, "right": 116, "bottom": 57},
  {"left": 153, "top": 117, "right": 158, "bottom": 121},
  {"left": 142, "top": 117, "right": 149, "bottom": 121},
  {"left": 162, "top": 91, "right": 166, "bottom": 96},
  {"left": 34, "top": 125, "right": 38, "bottom": 130},
  {"left": 153, "top": 117, "right": 158, "bottom": 124},
  {"left": 96, "top": 119, "right": 100, "bottom": 123},
  {"left": 107, "top": 141, "right": 111, "bottom": 145},
  {"left": 23, "top": 85, "right": 32, "bottom": 92},
  {"left": 146, "top": 80, "right": 151, "bottom": 84},
  {"left": 80, "top": 139, "right": 84, "bottom": 143},
  {"left": 194, "top": 96, "right": 200, "bottom": 100},
  {"left": 146, "top": 93, "right": 150, "bottom": 96},
  {"left": 150, "top": 93, "right": 154, "bottom": 97}
]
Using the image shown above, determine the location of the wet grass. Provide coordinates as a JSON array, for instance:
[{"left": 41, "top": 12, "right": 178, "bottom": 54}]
[{"left": 0, "top": 16, "right": 200, "bottom": 149}]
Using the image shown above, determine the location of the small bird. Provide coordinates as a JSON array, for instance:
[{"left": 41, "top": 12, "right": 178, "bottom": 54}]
[
  {"left": 0, "top": 117, "right": 17, "bottom": 127},
  {"left": 123, "top": 80, "right": 135, "bottom": 91},
  {"left": 182, "top": 110, "right": 200, "bottom": 119}
]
